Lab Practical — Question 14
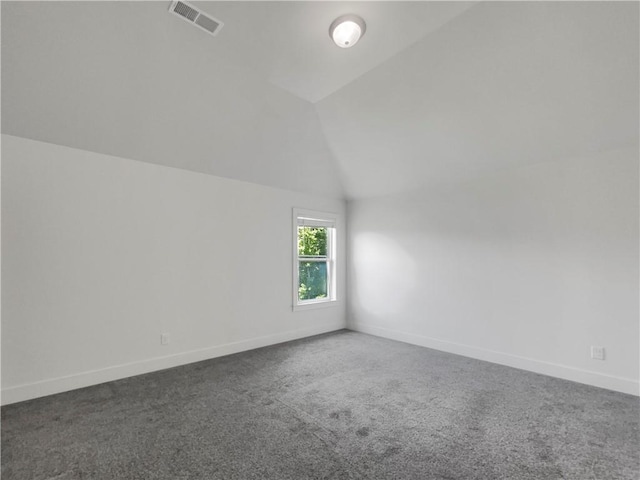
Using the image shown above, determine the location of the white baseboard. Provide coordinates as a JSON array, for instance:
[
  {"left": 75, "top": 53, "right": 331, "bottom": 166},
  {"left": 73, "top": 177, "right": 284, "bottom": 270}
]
[
  {"left": 350, "top": 322, "right": 639, "bottom": 396},
  {"left": 1, "top": 322, "right": 344, "bottom": 405}
]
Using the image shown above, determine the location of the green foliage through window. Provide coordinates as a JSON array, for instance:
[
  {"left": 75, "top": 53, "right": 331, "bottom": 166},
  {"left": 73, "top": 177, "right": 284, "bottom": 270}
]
[
  {"left": 298, "top": 227, "right": 327, "bottom": 257},
  {"left": 298, "top": 227, "right": 329, "bottom": 301}
]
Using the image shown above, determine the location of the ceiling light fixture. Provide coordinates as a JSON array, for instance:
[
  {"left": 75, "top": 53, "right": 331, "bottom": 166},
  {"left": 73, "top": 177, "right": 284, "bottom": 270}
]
[{"left": 329, "top": 14, "right": 366, "bottom": 48}]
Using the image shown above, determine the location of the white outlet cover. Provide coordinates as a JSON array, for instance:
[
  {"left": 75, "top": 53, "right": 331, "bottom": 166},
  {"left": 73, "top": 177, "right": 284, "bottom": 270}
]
[
  {"left": 161, "top": 333, "right": 170, "bottom": 345},
  {"left": 591, "top": 346, "right": 605, "bottom": 360}
]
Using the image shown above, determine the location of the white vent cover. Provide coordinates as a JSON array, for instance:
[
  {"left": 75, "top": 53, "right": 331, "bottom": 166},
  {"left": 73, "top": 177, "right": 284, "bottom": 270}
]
[{"left": 169, "top": 1, "right": 224, "bottom": 36}]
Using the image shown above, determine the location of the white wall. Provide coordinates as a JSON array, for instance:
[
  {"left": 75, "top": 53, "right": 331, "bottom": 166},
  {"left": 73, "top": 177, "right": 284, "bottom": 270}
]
[
  {"left": 2, "top": 2, "right": 346, "bottom": 199},
  {"left": 317, "top": 2, "right": 638, "bottom": 199},
  {"left": 1, "top": 134, "right": 346, "bottom": 404},
  {"left": 348, "top": 148, "right": 639, "bottom": 395}
]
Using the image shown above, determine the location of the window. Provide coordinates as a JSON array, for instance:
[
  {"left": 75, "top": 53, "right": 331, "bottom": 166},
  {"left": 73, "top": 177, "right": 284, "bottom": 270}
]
[{"left": 293, "top": 209, "right": 337, "bottom": 310}]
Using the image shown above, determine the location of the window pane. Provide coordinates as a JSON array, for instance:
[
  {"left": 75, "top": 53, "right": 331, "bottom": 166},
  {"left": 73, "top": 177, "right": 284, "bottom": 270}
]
[
  {"left": 298, "top": 261, "right": 328, "bottom": 301},
  {"left": 298, "top": 227, "right": 327, "bottom": 257}
]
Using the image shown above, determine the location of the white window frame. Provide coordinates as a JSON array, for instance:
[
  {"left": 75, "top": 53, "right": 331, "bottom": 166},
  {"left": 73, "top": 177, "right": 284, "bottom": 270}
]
[{"left": 293, "top": 208, "right": 338, "bottom": 311}]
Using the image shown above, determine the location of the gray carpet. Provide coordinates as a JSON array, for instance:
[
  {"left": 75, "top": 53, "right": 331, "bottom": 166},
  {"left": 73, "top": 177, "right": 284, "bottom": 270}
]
[{"left": 2, "top": 330, "right": 638, "bottom": 479}]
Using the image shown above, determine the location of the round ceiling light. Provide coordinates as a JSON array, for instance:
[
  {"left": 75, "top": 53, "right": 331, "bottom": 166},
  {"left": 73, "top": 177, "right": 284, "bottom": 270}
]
[{"left": 329, "top": 14, "right": 366, "bottom": 48}]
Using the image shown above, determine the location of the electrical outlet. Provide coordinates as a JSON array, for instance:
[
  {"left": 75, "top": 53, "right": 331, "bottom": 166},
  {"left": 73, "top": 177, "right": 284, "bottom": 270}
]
[
  {"left": 591, "top": 346, "right": 605, "bottom": 360},
  {"left": 161, "top": 333, "right": 170, "bottom": 346}
]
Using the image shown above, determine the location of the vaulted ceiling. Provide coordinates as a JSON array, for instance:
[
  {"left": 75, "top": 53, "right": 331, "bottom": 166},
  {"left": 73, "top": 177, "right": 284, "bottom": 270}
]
[{"left": 2, "top": 1, "right": 638, "bottom": 200}]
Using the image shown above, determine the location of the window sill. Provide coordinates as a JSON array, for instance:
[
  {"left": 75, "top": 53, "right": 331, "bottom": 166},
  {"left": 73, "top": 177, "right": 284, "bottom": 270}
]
[{"left": 293, "top": 299, "right": 339, "bottom": 312}]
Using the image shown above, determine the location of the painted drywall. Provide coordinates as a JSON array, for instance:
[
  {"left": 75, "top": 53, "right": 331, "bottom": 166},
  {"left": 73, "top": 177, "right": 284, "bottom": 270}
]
[
  {"left": 348, "top": 147, "right": 639, "bottom": 395},
  {"left": 317, "top": 1, "right": 639, "bottom": 198},
  {"left": 1, "top": 134, "right": 346, "bottom": 404},
  {"left": 1, "top": 2, "right": 345, "bottom": 199}
]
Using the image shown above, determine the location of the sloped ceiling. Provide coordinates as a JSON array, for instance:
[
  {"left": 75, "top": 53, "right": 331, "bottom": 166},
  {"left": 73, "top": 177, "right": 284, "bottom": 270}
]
[
  {"left": 2, "top": 2, "right": 638, "bottom": 200},
  {"left": 317, "top": 1, "right": 639, "bottom": 198}
]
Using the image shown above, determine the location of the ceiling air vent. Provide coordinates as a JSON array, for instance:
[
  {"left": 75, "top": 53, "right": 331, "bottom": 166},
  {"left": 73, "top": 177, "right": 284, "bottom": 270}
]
[{"left": 169, "top": 1, "right": 224, "bottom": 36}]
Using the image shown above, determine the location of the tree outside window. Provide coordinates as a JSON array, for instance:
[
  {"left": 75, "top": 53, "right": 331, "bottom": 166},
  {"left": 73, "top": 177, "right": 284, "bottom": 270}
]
[
  {"left": 298, "top": 226, "right": 328, "bottom": 301},
  {"left": 293, "top": 209, "right": 337, "bottom": 309}
]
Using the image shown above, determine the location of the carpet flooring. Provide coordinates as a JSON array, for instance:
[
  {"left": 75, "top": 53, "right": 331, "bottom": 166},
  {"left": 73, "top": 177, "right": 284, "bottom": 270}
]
[{"left": 2, "top": 330, "right": 638, "bottom": 479}]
